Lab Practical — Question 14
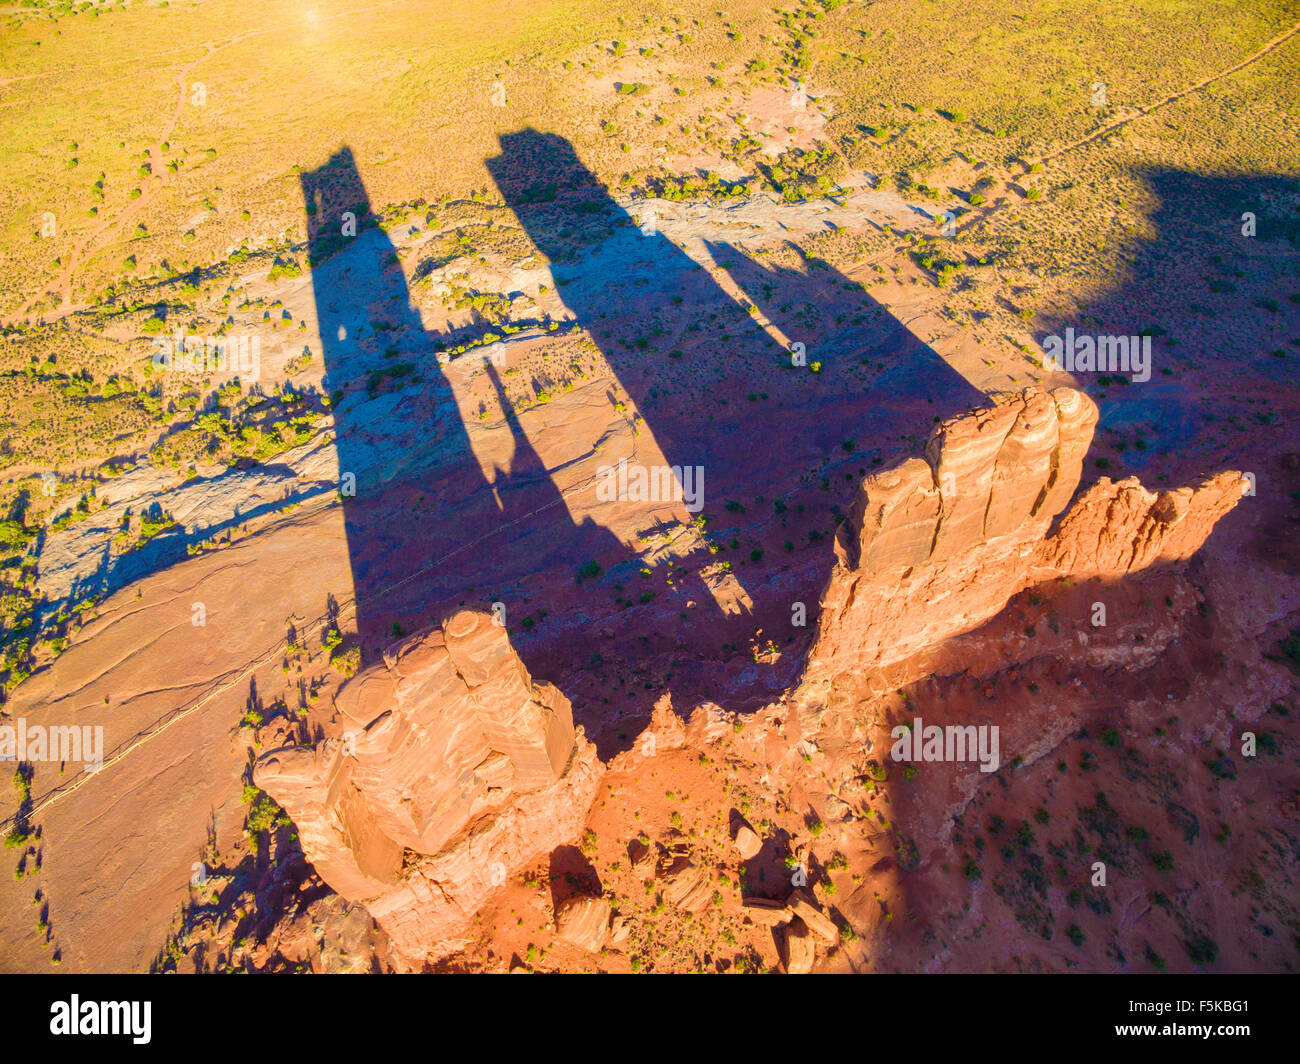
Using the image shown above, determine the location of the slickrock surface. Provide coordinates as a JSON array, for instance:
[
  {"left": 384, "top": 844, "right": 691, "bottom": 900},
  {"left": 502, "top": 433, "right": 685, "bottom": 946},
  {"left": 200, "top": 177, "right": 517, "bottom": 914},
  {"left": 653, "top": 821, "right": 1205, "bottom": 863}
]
[
  {"left": 254, "top": 610, "right": 603, "bottom": 964},
  {"left": 660, "top": 856, "right": 714, "bottom": 913},
  {"left": 806, "top": 387, "right": 1244, "bottom": 683}
]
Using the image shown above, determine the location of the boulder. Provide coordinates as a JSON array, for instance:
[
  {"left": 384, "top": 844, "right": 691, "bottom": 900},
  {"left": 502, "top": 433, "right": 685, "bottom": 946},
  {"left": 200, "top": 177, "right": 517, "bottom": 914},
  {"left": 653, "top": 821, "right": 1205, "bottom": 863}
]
[
  {"left": 787, "top": 888, "right": 839, "bottom": 944},
  {"left": 741, "top": 896, "right": 792, "bottom": 926},
  {"left": 660, "top": 857, "right": 713, "bottom": 913},
  {"left": 780, "top": 917, "right": 816, "bottom": 974},
  {"left": 733, "top": 823, "right": 762, "bottom": 860},
  {"left": 628, "top": 837, "right": 656, "bottom": 877},
  {"left": 555, "top": 894, "right": 611, "bottom": 952}
]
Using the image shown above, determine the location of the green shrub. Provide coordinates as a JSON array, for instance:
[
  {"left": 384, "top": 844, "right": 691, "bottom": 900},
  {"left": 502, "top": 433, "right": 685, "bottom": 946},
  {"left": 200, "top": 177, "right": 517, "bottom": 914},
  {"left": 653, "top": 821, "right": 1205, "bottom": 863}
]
[
  {"left": 1184, "top": 935, "right": 1218, "bottom": 965},
  {"left": 268, "top": 257, "right": 303, "bottom": 282}
]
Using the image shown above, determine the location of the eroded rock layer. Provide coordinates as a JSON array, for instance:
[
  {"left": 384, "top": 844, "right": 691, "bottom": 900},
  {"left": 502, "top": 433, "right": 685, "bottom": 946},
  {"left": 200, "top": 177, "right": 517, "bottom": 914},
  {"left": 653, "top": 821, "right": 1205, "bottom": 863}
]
[
  {"left": 806, "top": 386, "right": 1244, "bottom": 683},
  {"left": 254, "top": 610, "right": 602, "bottom": 964}
]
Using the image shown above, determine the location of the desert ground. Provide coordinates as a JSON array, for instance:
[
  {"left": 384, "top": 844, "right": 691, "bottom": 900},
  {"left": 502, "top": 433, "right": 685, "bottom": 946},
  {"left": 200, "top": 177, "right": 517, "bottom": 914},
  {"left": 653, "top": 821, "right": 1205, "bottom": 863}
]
[{"left": 0, "top": 0, "right": 1297, "bottom": 974}]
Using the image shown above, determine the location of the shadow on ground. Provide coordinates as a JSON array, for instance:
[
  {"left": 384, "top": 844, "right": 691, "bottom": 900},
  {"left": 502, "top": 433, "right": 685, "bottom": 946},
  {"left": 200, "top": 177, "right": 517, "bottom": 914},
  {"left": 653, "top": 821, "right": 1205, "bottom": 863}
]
[{"left": 304, "top": 130, "right": 984, "bottom": 755}]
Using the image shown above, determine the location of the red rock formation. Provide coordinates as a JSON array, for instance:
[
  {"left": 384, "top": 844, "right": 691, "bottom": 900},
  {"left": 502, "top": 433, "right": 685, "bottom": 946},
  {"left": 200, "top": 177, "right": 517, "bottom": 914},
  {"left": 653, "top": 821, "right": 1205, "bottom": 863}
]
[
  {"left": 254, "top": 610, "right": 602, "bottom": 964},
  {"left": 255, "top": 387, "right": 1245, "bottom": 967},
  {"left": 806, "top": 387, "right": 1244, "bottom": 683},
  {"left": 1037, "top": 471, "right": 1246, "bottom": 578},
  {"left": 554, "top": 894, "right": 611, "bottom": 951}
]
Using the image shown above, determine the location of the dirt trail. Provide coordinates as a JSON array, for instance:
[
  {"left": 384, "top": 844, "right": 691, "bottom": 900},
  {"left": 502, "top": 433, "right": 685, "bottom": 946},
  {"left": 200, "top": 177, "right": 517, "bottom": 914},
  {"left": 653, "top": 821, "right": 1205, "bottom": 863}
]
[
  {"left": 1035, "top": 19, "right": 1300, "bottom": 168},
  {"left": 928, "top": 19, "right": 1300, "bottom": 242},
  {"left": 13, "top": 39, "right": 237, "bottom": 321}
]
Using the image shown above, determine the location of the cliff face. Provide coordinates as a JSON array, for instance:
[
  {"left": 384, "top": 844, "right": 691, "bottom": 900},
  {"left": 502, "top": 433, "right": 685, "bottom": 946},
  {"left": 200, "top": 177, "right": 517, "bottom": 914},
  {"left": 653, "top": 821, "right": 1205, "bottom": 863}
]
[
  {"left": 254, "top": 387, "right": 1246, "bottom": 967},
  {"left": 1038, "top": 472, "right": 1245, "bottom": 579},
  {"left": 254, "top": 610, "right": 603, "bottom": 964},
  {"left": 805, "top": 386, "right": 1244, "bottom": 684}
]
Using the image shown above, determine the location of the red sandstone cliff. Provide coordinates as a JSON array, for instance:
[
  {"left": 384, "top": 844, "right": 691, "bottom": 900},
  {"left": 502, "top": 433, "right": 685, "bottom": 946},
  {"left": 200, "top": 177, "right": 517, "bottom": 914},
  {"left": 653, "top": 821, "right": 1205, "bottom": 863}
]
[
  {"left": 254, "top": 610, "right": 603, "bottom": 964},
  {"left": 804, "top": 386, "right": 1244, "bottom": 685},
  {"left": 254, "top": 386, "right": 1246, "bottom": 968}
]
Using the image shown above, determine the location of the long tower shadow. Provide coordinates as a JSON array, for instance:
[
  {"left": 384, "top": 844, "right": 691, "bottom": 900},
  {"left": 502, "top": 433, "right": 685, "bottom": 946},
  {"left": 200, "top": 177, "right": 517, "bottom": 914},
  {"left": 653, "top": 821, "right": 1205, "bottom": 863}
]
[
  {"left": 307, "top": 135, "right": 984, "bottom": 755},
  {"left": 302, "top": 147, "right": 628, "bottom": 672},
  {"left": 871, "top": 166, "right": 1300, "bottom": 972},
  {"left": 1033, "top": 167, "right": 1300, "bottom": 491},
  {"left": 485, "top": 131, "right": 984, "bottom": 544},
  {"left": 485, "top": 131, "right": 984, "bottom": 721}
]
